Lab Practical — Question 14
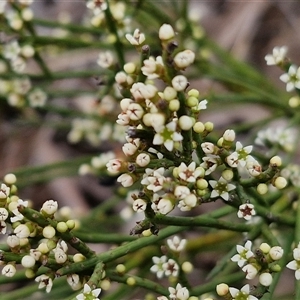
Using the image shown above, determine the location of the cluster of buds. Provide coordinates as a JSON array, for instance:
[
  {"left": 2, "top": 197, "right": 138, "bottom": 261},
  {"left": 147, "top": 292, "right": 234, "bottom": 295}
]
[
  {"left": 231, "top": 241, "right": 283, "bottom": 286},
  {"left": 0, "top": 174, "right": 100, "bottom": 296}
]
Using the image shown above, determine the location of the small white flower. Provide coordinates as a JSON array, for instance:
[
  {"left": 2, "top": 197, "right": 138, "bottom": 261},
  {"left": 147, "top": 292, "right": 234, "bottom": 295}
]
[
  {"left": 106, "top": 159, "right": 123, "bottom": 175},
  {"left": 201, "top": 142, "right": 215, "bottom": 154},
  {"left": 125, "top": 28, "right": 145, "bottom": 46},
  {"left": 231, "top": 240, "right": 254, "bottom": 267},
  {"left": 97, "top": 50, "right": 114, "bottom": 68},
  {"left": 0, "top": 183, "right": 10, "bottom": 199},
  {"left": 0, "top": 220, "right": 6, "bottom": 234},
  {"left": 242, "top": 263, "right": 259, "bottom": 280},
  {"left": 265, "top": 46, "right": 288, "bottom": 66},
  {"left": 130, "top": 82, "right": 157, "bottom": 101},
  {"left": 155, "top": 196, "right": 174, "bottom": 215},
  {"left": 177, "top": 161, "right": 202, "bottom": 183},
  {"left": 76, "top": 283, "right": 102, "bottom": 300},
  {"left": 280, "top": 64, "right": 300, "bottom": 92},
  {"left": 167, "top": 236, "right": 187, "bottom": 252},
  {"left": 163, "top": 258, "right": 179, "bottom": 277},
  {"left": 168, "top": 283, "right": 189, "bottom": 300},
  {"left": 150, "top": 256, "right": 167, "bottom": 278},
  {"left": 153, "top": 120, "right": 183, "bottom": 151},
  {"left": 209, "top": 176, "right": 236, "bottom": 201},
  {"left": 35, "top": 274, "right": 53, "bottom": 293},
  {"left": 126, "top": 103, "right": 144, "bottom": 121},
  {"left": 0, "top": 208, "right": 8, "bottom": 221},
  {"left": 173, "top": 49, "right": 195, "bottom": 69},
  {"left": 14, "top": 224, "right": 30, "bottom": 238},
  {"left": 229, "top": 284, "right": 258, "bottom": 300},
  {"left": 141, "top": 56, "right": 164, "bottom": 79},
  {"left": 2, "top": 264, "right": 16, "bottom": 277},
  {"left": 117, "top": 173, "right": 134, "bottom": 187},
  {"left": 27, "top": 88, "right": 47, "bottom": 107},
  {"left": 133, "top": 198, "right": 147, "bottom": 212},
  {"left": 237, "top": 203, "right": 256, "bottom": 220}
]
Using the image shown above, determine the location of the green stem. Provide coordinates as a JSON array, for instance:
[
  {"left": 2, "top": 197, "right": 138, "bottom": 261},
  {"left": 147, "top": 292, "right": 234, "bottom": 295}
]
[{"left": 56, "top": 225, "right": 186, "bottom": 276}]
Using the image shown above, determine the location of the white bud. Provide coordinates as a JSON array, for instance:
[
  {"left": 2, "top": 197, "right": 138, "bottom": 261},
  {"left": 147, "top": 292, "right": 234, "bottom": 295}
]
[
  {"left": 3, "top": 173, "right": 17, "bottom": 185},
  {"left": 259, "top": 273, "right": 273, "bottom": 286},
  {"left": 14, "top": 224, "right": 30, "bottom": 238},
  {"left": 274, "top": 176, "right": 287, "bottom": 189},
  {"left": 117, "top": 173, "right": 134, "bottom": 187},
  {"left": 269, "top": 246, "right": 284, "bottom": 260},
  {"left": 41, "top": 200, "right": 58, "bottom": 215},
  {"left": 136, "top": 153, "right": 150, "bottom": 167},
  {"left": 223, "top": 129, "right": 236, "bottom": 142},
  {"left": 216, "top": 283, "right": 229, "bottom": 296},
  {"left": 43, "top": 226, "right": 56, "bottom": 239},
  {"left": 21, "top": 255, "right": 36, "bottom": 268},
  {"left": 178, "top": 115, "right": 194, "bottom": 131},
  {"left": 159, "top": 24, "right": 175, "bottom": 40},
  {"left": 172, "top": 75, "right": 188, "bottom": 91}
]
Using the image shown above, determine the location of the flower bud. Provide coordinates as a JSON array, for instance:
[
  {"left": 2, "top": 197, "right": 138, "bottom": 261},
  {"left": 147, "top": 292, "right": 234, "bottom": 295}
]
[
  {"left": 4, "top": 173, "right": 17, "bottom": 185},
  {"left": 57, "top": 222, "right": 68, "bottom": 233},
  {"left": 274, "top": 176, "right": 287, "bottom": 189},
  {"left": 159, "top": 24, "right": 175, "bottom": 40},
  {"left": 21, "top": 255, "right": 35, "bottom": 268},
  {"left": 223, "top": 129, "right": 236, "bottom": 142},
  {"left": 259, "top": 242, "right": 271, "bottom": 254},
  {"left": 270, "top": 155, "right": 282, "bottom": 167},
  {"left": 41, "top": 200, "right": 58, "bottom": 216},
  {"left": 269, "top": 246, "right": 284, "bottom": 260},
  {"left": 259, "top": 273, "right": 273, "bottom": 286},
  {"left": 179, "top": 115, "right": 194, "bottom": 131},
  {"left": 193, "top": 122, "right": 205, "bottom": 133},
  {"left": 43, "top": 226, "right": 56, "bottom": 239},
  {"left": 73, "top": 253, "right": 85, "bottom": 262},
  {"left": 182, "top": 261, "right": 193, "bottom": 273},
  {"left": 2, "top": 264, "right": 16, "bottom": 277},
  {"left": 257, "top": 183, "right": 268, "bottom": 195},
  {"left": 126, "top": 277, "right": 136, "bottom": 286},
  {"left": 116, "top": 264, "right": 126, "bottom": 274},
  {"left": 216, "top": 283, "right": 229, "bottom": 296}
]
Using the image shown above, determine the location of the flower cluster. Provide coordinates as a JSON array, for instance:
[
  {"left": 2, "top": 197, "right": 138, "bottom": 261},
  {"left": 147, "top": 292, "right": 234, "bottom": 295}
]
[{"left": 231, "top": 241, "right": 283, "bottom": 285}]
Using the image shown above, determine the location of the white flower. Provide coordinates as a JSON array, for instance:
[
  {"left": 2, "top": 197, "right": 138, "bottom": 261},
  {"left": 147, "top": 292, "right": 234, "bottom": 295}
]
[
  {"left": 167, "top": 236, "right": 187, "bottom": 252},
  {"left": 209, "top": 176, "right": 236, "bottom": 201},
  {"left": 173, "top": 50, "right": 195, "bottom": 69},
  {"left": 172, "top": 75, "right": 188, "bottom": 91},
  {"left": 153, "top": 120, "right": 183, "bottom": 151},
  {"left": 201, "top": 155, "right": 219, "bottom": 175},
  {"left": 117, "top": 173, "right": 134, "bottom": 187},
  {"left": 106, "top": 159, "right": 123, "bottom": 174},
  {"left": 0, "top": 183, "right": 10, "bottom": 199},
  {"left": 178, "top": 161, "right": 202, "bottom": 183},
  {"left": 125, "top": 28, "right": 145, "bottom": 46},
  {"left": 132, "top": 198, "right": 147, "bottom": 212},
  {"left": 201, "top": 142, "right": 215, "bottom": 154},
  {"left": 0, "top": 221, "right": 7, "bottom": 234},
  {"left": 168, "top": 283, "right": 189, "bottom": 300},
  {"left": 86, "top": 0, "right": 107, "bottom": 15},
  {"left": 3, "top": 40, "right": 21, "bottom": 60},
  {"left": 163, "top": 258, "right": 179, "bottom": 277},
  {"left": 237, "top": 203, "right": 256, "bottom": 220},
  {"left": 231, "top": 240, "right": 254, "bottom": 267},
  {"left": 141, "top": 56, "right": 164, "bottom": 79},
  {"left": 14, "top": 224, "right": 30, "bottom": 238},
  {"left": 41, "top": 200, "right": 58, "bottom": 215},
  {"left": 226, "top": 142, "right": 253, "bottom": 168},
  {"left": 280, "top": 64, "right": 300, "bottom": 92},
  {"left": 0, "top": 208, "right": 8, "bottom": 221},
  {"left": 197, "top": 99, "right": 208, "bottom": 110},
  {"left": 174, "top": 185, "right": 191, "bottom": 199},
  {"left": 150, "top": 256, "right": 167, "bottom": 278},
  {"left": 2, "top": 264, "right": 16, "bottom": 277},
  {"left": 229, "top": 284, "right": 258, "bottom": 300},
  {"left": 265, "top": 46, "right": 288, "bottom": 66},
  {"left": 126, "top": 103, "right": 144, "bottom": 120},
  {"left": 35, "top": 274, "right": 53, "bottom": 293},
  {"left": 246, "top": 158, "right": 262, "bottom": 177},
  {"left": 67, "top": 274, "right": 82, "bottom": 290},
  {"left": 28, "top": 88, "right": 47, "bottom": 107},
  {"left": 155, "top": 196, "right": 174, "bottom": 215},
  {"left": 97, "top": 51, "right": 114, "bottom": 68},
  {"left": 130, "top": 82, "right": 157, "bottom": 101},
  {"left": 242, "top": 263, "right": 258, "bottom": 279},
  {"left": 76, "top": 283, "right": 101, "bottom": 300}
]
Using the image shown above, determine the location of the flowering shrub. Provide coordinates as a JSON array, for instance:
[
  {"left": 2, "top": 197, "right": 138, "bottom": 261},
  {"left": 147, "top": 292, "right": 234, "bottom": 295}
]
[{"left": 1, "top": 1, "right": 300, "bottom": 300}]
